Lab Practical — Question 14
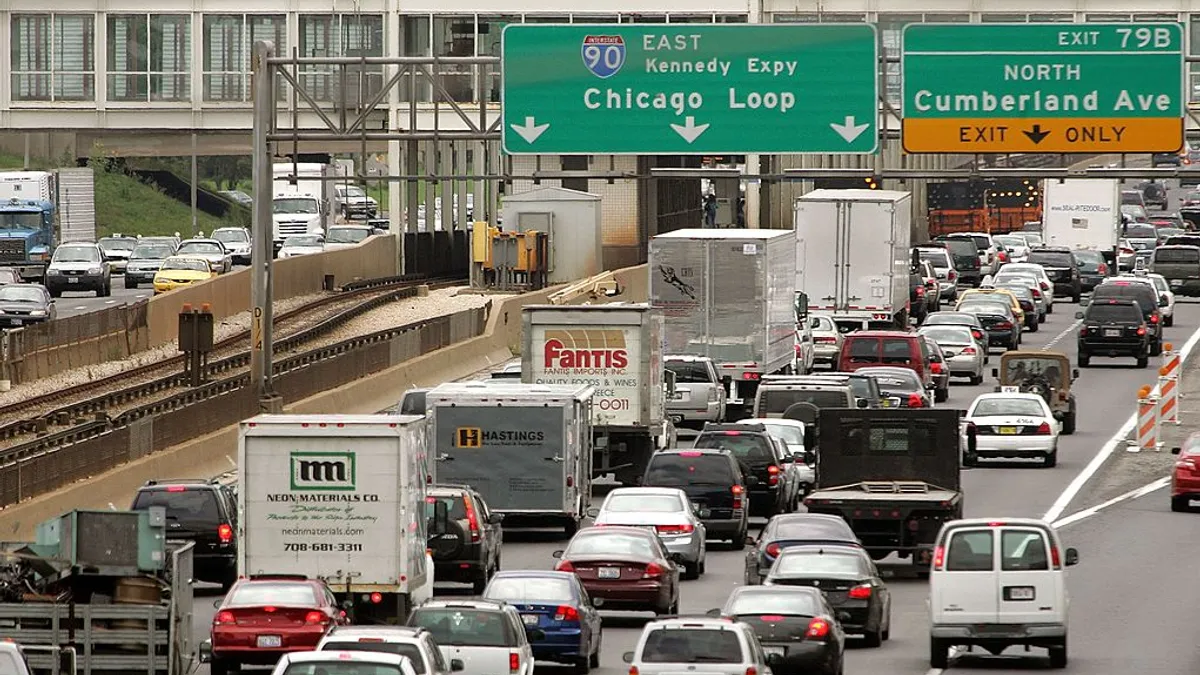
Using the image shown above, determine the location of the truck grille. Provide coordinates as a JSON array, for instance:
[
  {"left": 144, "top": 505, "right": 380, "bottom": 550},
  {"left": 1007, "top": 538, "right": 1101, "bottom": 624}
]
[
  {"left": 860, "top": 481, "right": 929, "bottom": 494},
  {"left": 278, "top": 222, "right": 310, "bottom": 237},
  {"left": 0, "top": 239, "right": 25, "bottom": 263}
]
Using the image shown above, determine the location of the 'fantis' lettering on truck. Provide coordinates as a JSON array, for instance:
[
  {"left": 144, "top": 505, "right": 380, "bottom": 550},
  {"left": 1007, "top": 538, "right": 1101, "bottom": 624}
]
[{"left": 543, "top": 330, "right": 630, "bottom": 371}]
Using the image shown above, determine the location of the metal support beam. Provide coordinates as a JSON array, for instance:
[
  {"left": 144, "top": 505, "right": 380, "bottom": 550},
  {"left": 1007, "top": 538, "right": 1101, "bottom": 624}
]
[{"left": 251, "top": 40, "right": 278, "bottom": 409}]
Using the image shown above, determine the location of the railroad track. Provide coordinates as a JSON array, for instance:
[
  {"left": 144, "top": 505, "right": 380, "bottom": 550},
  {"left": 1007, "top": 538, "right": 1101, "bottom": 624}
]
[{"left": 0, "top": 273, "right": 465, "bottom": 443}]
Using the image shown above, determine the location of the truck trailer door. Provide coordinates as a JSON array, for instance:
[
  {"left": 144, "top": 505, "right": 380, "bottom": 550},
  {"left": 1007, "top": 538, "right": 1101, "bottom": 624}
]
[{"left": 434, "top": 406, "right": 567, "bottom": 513}]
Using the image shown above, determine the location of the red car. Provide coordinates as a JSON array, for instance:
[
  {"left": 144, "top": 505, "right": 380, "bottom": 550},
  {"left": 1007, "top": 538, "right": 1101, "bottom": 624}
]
[
  {"left": 552, "top": 525, "right": 682, "bottom": 615},
  {"left": 209, "top": 575, "right": 349, "bottom": 675},
  {"left": 1171, "top": 433, "right": 1200, "bottom": 511}
]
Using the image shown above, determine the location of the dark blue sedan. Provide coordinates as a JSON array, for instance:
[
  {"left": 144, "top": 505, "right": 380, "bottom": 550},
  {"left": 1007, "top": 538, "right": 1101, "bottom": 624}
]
[{"left": 482, "top": 571, "right": 602, "bottom": 673}]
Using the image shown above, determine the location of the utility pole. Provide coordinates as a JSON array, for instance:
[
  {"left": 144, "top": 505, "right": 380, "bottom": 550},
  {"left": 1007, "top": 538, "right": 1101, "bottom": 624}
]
[{"left": 250, "top": 40, "right": 281, "bottom": 413}]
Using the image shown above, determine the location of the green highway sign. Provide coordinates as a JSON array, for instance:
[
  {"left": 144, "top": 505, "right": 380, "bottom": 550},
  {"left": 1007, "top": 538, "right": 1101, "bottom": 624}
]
[
  {"left": 501, "top": 24, "right": 879, "bottom": 155},
  {"left": 901, "top": 23, "right": 1185, "bottom": 154}
]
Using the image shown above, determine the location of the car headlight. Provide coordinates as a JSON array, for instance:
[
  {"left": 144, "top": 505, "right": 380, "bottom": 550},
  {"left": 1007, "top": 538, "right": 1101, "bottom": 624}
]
[
  {"left": 88, "top": 267, "right": 101, "bottom": 274},
  {"left": 29, "top": 310, "right": 45, "bottom": 317}
]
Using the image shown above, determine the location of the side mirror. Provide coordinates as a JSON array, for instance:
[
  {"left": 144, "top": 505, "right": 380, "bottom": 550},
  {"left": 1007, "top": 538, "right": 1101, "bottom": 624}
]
[
  {"left": 622, "top": 653, "right": 635, "bottom": 664},
  {"left": 1171, "top": 446, "right": 1182, "bottom": 455},
  {"left": 855, "top": 398, "right": 869, "bottom": 409},
  {"left": 669, "top": 552, "right": 685, "bottom": 564},
  {"left": 450, "top": 660, "right": 465, "bottom": 672},
  {"left": 1080, "top": 298, "right": 1090, "bottom": 307},
  {"left": 1074, "top": 311, "right": 1085, "bottom": 320},
  {"left": 487, "top": 513, "right": 504, "bottom": 524},
  {"left": 705, "top": 608, "right": 722, "bottom": 617},
  {"left": 212, "top": 598, "right": 223, "bottom": 609},
  {"left": 1072, "top": 368, "right": 1080, "bottom": 380},
  {"left": 765, "top": 653, "right": 784, "bottom": 668},
  {"left": 803, "top": 426, "right": 816, "bottom": 453},
  {"left": 745, "top": 476, "right": 760, "bottom": 487},
  {"left": 1064, "top": 547, "right": 1079, "bottom": 566},
  {"left": 551, "top": 550, "right": 564, "bottom": 559},
  {"left": 745, "top": 535, "right": 757, "bottom": 545},
  {"left": 585, "top": 507, "right": 600, "bottom": 518},
  {"left": 526, "top": 629, "right": 546, "bottom": 642},
  {"left": 721, "top": 375, "right": 732, "bottom": 388},
  {"left": 1161, "top": 295, "right": 1170, "bottom": 307},
  {"left": 197, "top": 640, "right": 213, "bottom": 664},
  {"left": 991, "top": 368, "right": 999, "bottom": 378},
  {"left": 1053, "top": 411, "right": 1065, "bottom": 421},
  {"left": 803, "top": 450, "right": 816, "bottom": 465},
  {"left": 591, "top": 596, "right": 604, "bottom": 608}
]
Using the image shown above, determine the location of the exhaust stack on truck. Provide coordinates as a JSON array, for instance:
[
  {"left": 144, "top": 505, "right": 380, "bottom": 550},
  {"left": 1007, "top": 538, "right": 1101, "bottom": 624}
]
[{"left": 521, "top": 304, "right": 674, "bottom": 487}]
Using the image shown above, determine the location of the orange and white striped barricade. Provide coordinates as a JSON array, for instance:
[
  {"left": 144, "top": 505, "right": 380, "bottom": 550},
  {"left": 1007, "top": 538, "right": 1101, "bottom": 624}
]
[
  {"left": 1162, "top": 343, "right": 1180, "bottom": 378},
  {"left": 1129, "top": 387, "right": 1160, "bottom": 452},
  {"left": 1159, "top": 366, "right": 1180, "bottom": 425}
]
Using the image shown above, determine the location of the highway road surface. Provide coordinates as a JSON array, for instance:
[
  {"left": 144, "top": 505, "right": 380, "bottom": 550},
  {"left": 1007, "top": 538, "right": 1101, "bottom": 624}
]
[{"left": 54, "top": 266, "right": 247, "bottom": 319}]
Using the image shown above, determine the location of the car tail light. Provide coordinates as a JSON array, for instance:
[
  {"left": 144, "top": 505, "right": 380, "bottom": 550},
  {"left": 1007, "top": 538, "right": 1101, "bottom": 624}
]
[
  {"left": 1121, "top": 247, "right": 1134, "bottom": 256},
  {"left": 1151, "top": 314, "right": 1160, "bottom": 324},
  {"left": 847, "top": 584, "right": 872, "bottom": 599},
  {"left": 1036, "top": 422, "right": 1052, "bottom": 435},
  {"left": 629, "top": 668, "right": 639, "bottom": 675},
  {"left": 1178, "top": 459, "right": 1197, "bottom": 471},
  {"left": 948, "top": 270, "right": 957, "bottom": 281},
  {"left": 732, "top": 485, "right": 744, "bottom": 495},
  {"left": 509, "top": 653, "right": 520, "bottom": 673},
  {"left": 765, "top": 542, "right": 781, "bottom": 557},
  {"left": 643, "top": 562, "right": 664, "bottom": 579},
  {"left": 218, "top": 524, "right": 233, "bottom": 543},
  {"left": 806, "top": 618, "right": 830, "bottom": 639},
  {"left": 745, "top": 668, "right": 757, "bottom": 675},
  {"left": 656, "top": 524, "right": 695, "bottom": 535},
  {"left": 723, "top": 431, "right": 741, "bottom": 436},
  {"left": 555, "top": 560, "right": 575, "bottom": 573},
  {"left": 305, "top": 611, "right": 328, "bottom": 625},
  {"left": 1049, "top": 546, "right": 1061, "bottom": 569},
  {"left": 464, "top": 497, "right": 481, "bottom": 543},
  {"left": 1031, "top": 288, "right": 1042, "bottom": 299},
  {"left": 916, "top": 286, "right": 925, "bottom": 297},
  {"left": 1040, "top": 281, "right": 1051, "bottom": 290},
  {"left": 1079, "top": 326, "right": 1089, "bottom": 337},
  {"left": 1098, "top": 263, "right": 1109, "bottom": 275},
  {"left": 166, "top": 485, "right": 186, "bottom": 492},
  {"left": 932, "top": 545, "right": 945, "bottom": 570},
  {"left": 996, "top": 321, "right": 1013, "bottom": 330},
  {"left": 743, "top": 372, "right": 760, "bottom": 381},
  {"left": 767, "top": 465, "right": 780, "bottom": 486},
  {"left": 931, "top": 362, "right": 943, "bottom": 374},
  {"left": 554, "top": 605, "right": 579, "bottom": 622},
  {"left": 214, "top": 611, "right": 235, "bottom": 625},
  {"left": 997, "top": 251, "right": 1008, "bottom": 263},
  {"left": 961, "top": 346, "right": 976, "bottom": 355},
  {"left": 908, "top": 394, "right": 925, "bottom": 408},
  {"left": 1137, "top": 326, "right": 1147, "bottom": 336},
  {"left": 370, "top": 592, "right": 383, "bottom": 604},
  {"left": 815, "top": 336, "right": 837, "bottom": 344}
]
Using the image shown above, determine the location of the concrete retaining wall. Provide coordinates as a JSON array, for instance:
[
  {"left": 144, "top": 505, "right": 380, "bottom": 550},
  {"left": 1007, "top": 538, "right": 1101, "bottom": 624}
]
[{"left": 0, "top": 264, "right": 648, "bottom": 539}]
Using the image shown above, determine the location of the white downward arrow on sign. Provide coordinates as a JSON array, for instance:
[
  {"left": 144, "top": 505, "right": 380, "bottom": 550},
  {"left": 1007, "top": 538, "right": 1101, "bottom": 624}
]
[
  {"left": 510, "top": 116, "right": 549, "bottom": 144},
  {"left": 830, "top": 115, "right": 870, "bottom": 143},
  {"left": 670, "top": 117, "right": 710, "bottom": 144}
]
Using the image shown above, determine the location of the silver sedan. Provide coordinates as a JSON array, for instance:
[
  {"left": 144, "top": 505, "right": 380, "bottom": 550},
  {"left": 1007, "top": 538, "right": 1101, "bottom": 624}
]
[
  {"left": 587, "top": 487, "right": 707, "bottom": 578},
  {"left": 917, "top": 324, "right": 986, "bottom": 385}
]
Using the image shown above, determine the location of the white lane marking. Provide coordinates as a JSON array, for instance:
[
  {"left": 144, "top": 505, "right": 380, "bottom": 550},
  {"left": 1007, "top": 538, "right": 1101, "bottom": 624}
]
[
  {"left": 1051, "top": 476, "right": 1170, "bottom": 529},
  {"left": 104, "top": 300, "right": 116, "bottom": 304},
  {"left": 1040, "top": 319, "right": 1082, "bottom": 351},
  {"left": 72, "top": 306, "right": 87, "bottom": 311},
  {"left": 1042, "top": 321, "right": 1200, "bottom": 523}
]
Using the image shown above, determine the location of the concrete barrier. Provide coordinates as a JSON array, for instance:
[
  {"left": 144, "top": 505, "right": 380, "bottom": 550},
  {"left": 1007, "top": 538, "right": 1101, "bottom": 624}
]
[{"left": 0, "top": 264, "right": 649, "bottom": 539}]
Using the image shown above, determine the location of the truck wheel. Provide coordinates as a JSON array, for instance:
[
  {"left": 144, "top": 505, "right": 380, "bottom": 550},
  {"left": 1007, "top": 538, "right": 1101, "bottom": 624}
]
[
  {"left": 1151, "top": 340, "right": 1163, "bottom": 357},
  {"left": 1027, "top": 317, "right": 1039, "bottom": 332},
  {"left": 963, "top": 452, "right": 978, "bottom": 468},
  {"left": 1043, "top": 448, "right": 1058, "bottom": 468},
  {"left": 1048, "top": 638, "right": 1068, "bottom": 669},
  {"left": 210, "top": 659, "right": 233, "bottom": 675},
  {"left": 1062, "top": 409, "right": 1076, "bottom": 435},
  {"left": 1078, "top": 354, "right": 1091, "bottom": 367},
  {"left": 124, "top": 277, "right": 137, "bottom": 289},
  {"left": 863, "top": 625, "right": 883, "bottom": 648},
  {"left": 1166, "top": 314, "right": 1175, "bottom": 327},
  {"left": 930, "top": 637, "right": 950, "bottom": 669},
  {"left": 563, "top": 518, "right": 579, "bottom": 538},
  {"left": 1137, "top": 355, "right": 1149, "bottom": 369},
  {"left": 1072, "top": 290, "right": 1081, "bottom": 303}
]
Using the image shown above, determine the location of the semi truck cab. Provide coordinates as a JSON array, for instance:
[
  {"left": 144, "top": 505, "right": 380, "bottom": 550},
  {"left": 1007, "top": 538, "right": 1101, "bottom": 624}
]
[{"left": 0, "top": 197, "right": 54, "bottom": 281}]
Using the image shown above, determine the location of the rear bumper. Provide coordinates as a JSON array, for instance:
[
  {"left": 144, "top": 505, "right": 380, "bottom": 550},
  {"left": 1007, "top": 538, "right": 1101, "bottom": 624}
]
[
  {"left": 532, "top": 630, "right": 586, "bottom": 663},
  {"left": 666, "top": 401, "right": 722, "bottom": 423},
  {"left": 1078, "top": 338, "right": 1146, "bottom": 356},
  {"left": 700, "top": 515, "right": 744, "bottom": 538},
  {"left": 583, "top": 579, "right": 669, "bottom": 610},
  {"left": 761, "top": 641, "right": 839, "bottom": 675},
  {"left": 975, "top": 436, "right": 1055, "bottom": 458},
  {"left": 194, "top": 552, "right": 236, "bottom": 584},
  {"left": 434, "top": 559, "right": 486, "bottom": 583},
  {"left": 931, "top": 622, "right": 1066, "bottom": 643}
]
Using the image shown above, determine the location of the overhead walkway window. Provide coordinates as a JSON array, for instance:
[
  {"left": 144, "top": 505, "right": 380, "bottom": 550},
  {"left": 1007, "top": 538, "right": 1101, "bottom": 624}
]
[
  {"left": 1191, "top": 16, "right": 1200, "bottom": 104},
  {"left": 106, "top": 14, "right": 190, "bottom": 103},
  {"left": 298, "top": 14, "right": 384, "bottom": 102},
  {"left": 202, "top": 13, "right": 285, "bottom": 101},
  {"left": 10, "top": 13, "right": 95, "bottom": 102}
]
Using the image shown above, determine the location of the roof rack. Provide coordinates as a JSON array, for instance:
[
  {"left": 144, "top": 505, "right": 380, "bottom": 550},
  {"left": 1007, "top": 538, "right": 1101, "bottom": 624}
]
[
  {"left": 143, "top": 478, "right": 216, "bottom": 487},
  {"left": 430, "top": 483, "right": 476, "bottom": 492},
  {"left": 248, "top": 574, "right": 309, "bottom": 581}
]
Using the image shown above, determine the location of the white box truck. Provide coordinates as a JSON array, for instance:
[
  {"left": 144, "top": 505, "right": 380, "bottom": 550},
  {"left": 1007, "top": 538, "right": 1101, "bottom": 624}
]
[
  {"left": 521, "top": 304, "right": 675, "bottom": 487},
  {"left": 649, "top": 229, "right": 796, "bottom": 418},
  {"left": 237, "top": 414, "right": 434, "bottom": 623},
  {"left": 795, "top": 189, "right": 913, "bottom": 332},
  {"left": 1042, "top": 179, "right": 1120, "bottom": 259},
  {"left": 272, "top": 162, "right": 340, "bottom": 246},
  {"left": 426, "top": 382, "right": 594, "bottom": 535}
]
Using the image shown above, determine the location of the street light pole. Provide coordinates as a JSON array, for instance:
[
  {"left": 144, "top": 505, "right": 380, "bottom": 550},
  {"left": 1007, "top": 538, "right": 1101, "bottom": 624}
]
[{"left": 251, "top": 40, "right": 281, "bottom": 413}]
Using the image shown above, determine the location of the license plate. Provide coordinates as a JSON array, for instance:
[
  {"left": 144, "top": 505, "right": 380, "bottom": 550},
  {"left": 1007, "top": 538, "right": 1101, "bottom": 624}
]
[
  {"left": 67, "top": 277, "right": 78, "bottom": 284},
  {"left": 999, "top": 427, "right": 1019, "bottom": 435},
  {"left": 1000, "top": 386, "right": 1020, "bottom": 393},
  {"left": 1005, "top": 586, "right": 1035, "bottom": 601},
  {"left": 1104, "top": 329, "right": 1121, "bottom": 337},
  {"left": 762, "top": 646, "right": 786, "bottom": 657},
  {"left": 522, "top": 614, "right": 539, "bottom": 626},
  {"left": 598, "top": 567, "right": 620, "bottom": 579},
  {"left": 256, "top": 635, "right": 282, "bottom": 648}
]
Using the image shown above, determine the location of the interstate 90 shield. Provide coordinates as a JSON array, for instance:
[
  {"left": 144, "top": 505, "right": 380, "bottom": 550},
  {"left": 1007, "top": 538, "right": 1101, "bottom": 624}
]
[{"left": 581, "top": 35, "right": 626, "bottom": 79}]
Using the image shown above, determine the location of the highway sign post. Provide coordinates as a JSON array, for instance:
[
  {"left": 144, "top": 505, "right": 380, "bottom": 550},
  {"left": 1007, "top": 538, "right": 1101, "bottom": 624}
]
[
  {"left": 901, "top": 23, "right": 1185, "bottom": 154},
  {"left": 501, "top": 24, "right": 879, "bottom": 155}
]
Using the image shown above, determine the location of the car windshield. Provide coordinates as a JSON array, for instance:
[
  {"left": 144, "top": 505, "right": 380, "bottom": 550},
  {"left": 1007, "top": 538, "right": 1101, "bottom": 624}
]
[
  {"left": 1026, "top": 252, "right": 1073, "bottom": 267},
  {"left": 423, "top": 495, "right": 467, "bottom": 520},
  {"left": 640, "top": 628, "right": 744, "bottom": 664},
  {"left": 860, "top": 370, "right": 921, "bottom": 393},
  {"left": 971, "top": 398, "right": 1045, "bottom": 418},
  {"left": 180, "top": 242, "right": 222, "bottom": 255},
  {"left": 1152, "top": 276, "right": 1169, "bottom": 293},
  {"left": 131, "top": 245, "right": 172, "bottom": 260},
  {"left": 1021, "top": 233, "right": 1043, "bottom": 245},
  {"left": 773, "top": 517, "right": 856, "bottom": 540},
  {"left": 604, "top": 494, "right": 683, "bottom": 513},
  {"left": 1125, "top": 225, "right": 1157, "bottom": 238},
  {"left": 409, "top": 608, "right": 512, "bottom": 648},
  {"left": 274, "top": 197, "right": 319, "bottom": 214},
  {"left": 918, "top": 326, "right": 975, "bottom": 344},
  {"left": 773, "top": 551, "right": 867, "bottom": 577},
  {"left": 1072, "top": 250, "right": 1104, "bottom": 264},
  {"left": 939, "top": 239, "right": 979, "bottom": 258},
  {"left": 809, "top": 316, "right": 835, "bottom": 331},
  {"left": 916, "top": 250, "right": 950, "bottom": 268},
  {"left": 756, "top": 423, "right": 805, "bottom": 446},
  {"left": 227, "top": 582, "right": 317, "bottom": 607},
  {"left": 339, "top": 186, "right": 367, "bottom": 198},
  {"left": 695, "top": 433, "right": 774, "bottom": 462},
  {"left": 214, "top": 230, "right": 249, "bottom": 244},
  {"left": 994, "top": 235, "right": 1025, "bottom": 248},
  {"left": 0, "top": 287, "right": 42, "bottom": 302},
  {"left": 566, "top": 533, "right": 656, "bottom": 558},
  {"left": 724, "top": 590, "right": 821, "bottom": 617},
  {"left": 645, "top": 454, "right": 733, "bottom": 485},
  {"left": 53, "top": 246, "right": 99, "bottom": 263},
  {"left": 282, "top": 663, "right": 403, "bottom": 675},
  {"left": 757, "top": 388, "right": 849, "bottom": 413},
  {"left": 286, "top": 235, "right": 324, "bottom": 248},
  {"left": 924, "top": 314, "right": 979, "bottom": 328},
  {"left": 997, "top": 285, "right": 1032, "bottom": 300},
  {"left": 327, "top": 228, "right": 371, "bottom": 244},
  {"left": 484, "top": 577, "right": 574, "bottom": 603},
  {"left": 1086, "top": 303, "right": 1142, "bottom": 322},
  {"left": 161, "top": 259, "right": 210, "bottom": 273},
  {"left": 666, "top": 361, "right": 712, "bottom": 384},
  {"left": 98, "top": 238, "right": 137, "bottom": 252},
  {"left": 318, "top": 644, "right": 425, "bottom": 673},
  {"left": 960, "top": 298, "right": 1011, "bottom": 313},
  {"left": 1156, "top": 248, "right": 1200, "bottom": 263}
]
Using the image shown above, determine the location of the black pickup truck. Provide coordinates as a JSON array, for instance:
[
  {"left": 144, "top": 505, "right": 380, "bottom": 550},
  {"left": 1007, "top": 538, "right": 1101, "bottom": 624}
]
[{"left": 802, "top": 408, "right": 974, "bottom": 576}]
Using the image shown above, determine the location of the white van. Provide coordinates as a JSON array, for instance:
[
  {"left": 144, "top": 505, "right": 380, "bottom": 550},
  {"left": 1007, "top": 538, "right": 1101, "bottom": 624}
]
[{"left": 928, "top": 518, "right": 1078, "bottom": 670}]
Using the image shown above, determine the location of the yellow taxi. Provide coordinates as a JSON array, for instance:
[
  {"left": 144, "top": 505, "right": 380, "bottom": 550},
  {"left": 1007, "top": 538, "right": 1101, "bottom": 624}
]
[
  {"left": 153, "top": 256, "right": 217, "bottom": 295},
  {"left": 956, "top": 287, "right": 1025, "bottom": 326}
]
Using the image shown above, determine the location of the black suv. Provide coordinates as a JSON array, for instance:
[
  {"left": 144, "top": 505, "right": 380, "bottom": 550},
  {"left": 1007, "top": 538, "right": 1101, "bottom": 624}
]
[
  {"left": 694, "top": 423, "right": 795, "bottom": 518},
  {"left": 1092, "top": 280, "right": 1164, "bottom": 355},
  {"left": 933, "top": 238, "right": 983, "bottom": 287},
  {"left": 641, "top": 447, "right": 752, "bottom": 549},
  {"left": 425, "top": 484, "right": 504, "bottom": 593},
  {"left": 131, "top": 478, "right": 238, "bottom": 588},
  {"left": 1025, "top": 247, "right": 1083, "bottom": 302},
  {"left": 1076, "top": 298, "right": 1150, "bottom": 368}
]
